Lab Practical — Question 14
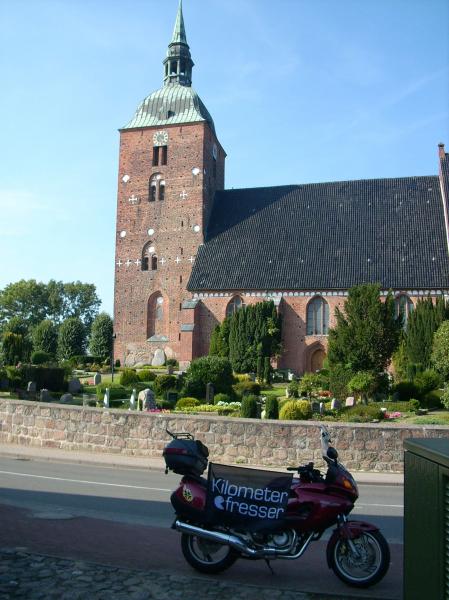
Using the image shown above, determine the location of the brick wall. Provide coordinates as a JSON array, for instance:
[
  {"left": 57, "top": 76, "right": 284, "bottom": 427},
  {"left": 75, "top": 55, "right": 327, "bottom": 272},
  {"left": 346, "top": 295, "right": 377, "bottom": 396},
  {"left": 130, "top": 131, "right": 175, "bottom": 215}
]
[{"left": 2, "top": 399, "right": 448, "bottom": 472}]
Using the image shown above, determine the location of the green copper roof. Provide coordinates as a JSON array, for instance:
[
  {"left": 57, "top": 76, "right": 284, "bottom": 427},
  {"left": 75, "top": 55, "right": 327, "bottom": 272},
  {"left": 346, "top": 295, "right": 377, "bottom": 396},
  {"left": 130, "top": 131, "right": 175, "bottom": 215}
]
[
  {"left": 122, "top": 83, "right": 215, "bottom": 133},
  {"left": 171, "top": 0, "right": 187, "bottom": 45}
]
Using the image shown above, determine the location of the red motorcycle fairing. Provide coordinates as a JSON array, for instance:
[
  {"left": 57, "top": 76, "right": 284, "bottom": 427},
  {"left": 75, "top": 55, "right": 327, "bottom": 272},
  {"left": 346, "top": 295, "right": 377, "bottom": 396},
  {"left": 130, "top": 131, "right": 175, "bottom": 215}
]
[
  {"left": 170, "top": 477, "right": 208, "bottom": 520},
  {"left": 285, "top": 480, "right": 354, "bottom": 533}
]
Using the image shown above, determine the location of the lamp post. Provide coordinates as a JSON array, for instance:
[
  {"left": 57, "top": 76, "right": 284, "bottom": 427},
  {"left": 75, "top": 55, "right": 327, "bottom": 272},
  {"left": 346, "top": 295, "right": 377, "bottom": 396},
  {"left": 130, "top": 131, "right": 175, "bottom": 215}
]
[{"left": 111, "top": 333, "right": 117, "bottom": 382}]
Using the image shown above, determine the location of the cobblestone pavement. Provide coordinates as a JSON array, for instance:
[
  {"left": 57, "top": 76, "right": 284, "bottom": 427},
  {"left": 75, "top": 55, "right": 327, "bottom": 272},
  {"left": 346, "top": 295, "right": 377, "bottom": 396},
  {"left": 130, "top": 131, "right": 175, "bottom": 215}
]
[{"left": 0, "top": 548, "right": 378, "bottom": 600}]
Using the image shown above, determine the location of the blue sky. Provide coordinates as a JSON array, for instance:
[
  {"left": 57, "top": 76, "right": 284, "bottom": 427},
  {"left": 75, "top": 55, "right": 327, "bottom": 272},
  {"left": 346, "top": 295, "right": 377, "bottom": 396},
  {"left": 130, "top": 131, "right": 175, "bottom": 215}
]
[{"left": 1, "top": 0, "right": 448, "bottom": 316}]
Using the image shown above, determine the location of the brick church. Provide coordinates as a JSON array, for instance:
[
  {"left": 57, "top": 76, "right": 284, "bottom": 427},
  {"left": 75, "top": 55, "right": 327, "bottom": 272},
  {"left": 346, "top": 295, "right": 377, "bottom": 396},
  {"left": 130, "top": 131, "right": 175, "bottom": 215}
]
[{"left": 114, "top": 1, "right": 449, "bottom": 373}]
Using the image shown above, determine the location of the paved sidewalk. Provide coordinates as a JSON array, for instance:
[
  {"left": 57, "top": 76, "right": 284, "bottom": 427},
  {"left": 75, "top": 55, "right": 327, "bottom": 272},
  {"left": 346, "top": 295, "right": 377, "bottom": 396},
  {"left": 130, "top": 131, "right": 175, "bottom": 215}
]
[
  {"left": 0, "top": 443, "right": 403, "bottom": 485},
  {"left": 0, "top": 547, "right": 386, "bottom": 600}
]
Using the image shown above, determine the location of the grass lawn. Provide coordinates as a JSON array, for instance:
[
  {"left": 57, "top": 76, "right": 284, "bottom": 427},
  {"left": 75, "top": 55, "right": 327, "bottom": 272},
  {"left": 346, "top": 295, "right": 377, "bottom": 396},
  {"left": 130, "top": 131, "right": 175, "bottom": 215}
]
[
  {"left": 395, "top": 411, "right": 449, "bottom": 426},
  {"left": 260, "top": 384, "right": 287, "bottom": 399}
]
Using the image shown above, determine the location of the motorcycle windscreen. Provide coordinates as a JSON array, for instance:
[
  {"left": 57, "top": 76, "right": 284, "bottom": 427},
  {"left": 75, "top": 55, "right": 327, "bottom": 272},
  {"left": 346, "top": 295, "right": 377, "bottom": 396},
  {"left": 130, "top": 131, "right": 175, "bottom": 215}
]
[{"left": 206, "top": 463, "right": 292, "bottom": 526}]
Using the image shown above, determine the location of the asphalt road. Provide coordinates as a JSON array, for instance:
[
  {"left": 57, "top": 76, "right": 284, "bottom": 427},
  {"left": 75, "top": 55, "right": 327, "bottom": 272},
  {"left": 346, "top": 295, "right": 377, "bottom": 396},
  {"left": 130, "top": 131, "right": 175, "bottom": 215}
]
[{"left": 0, "top": 456, "right": 403, "bottom": 543}]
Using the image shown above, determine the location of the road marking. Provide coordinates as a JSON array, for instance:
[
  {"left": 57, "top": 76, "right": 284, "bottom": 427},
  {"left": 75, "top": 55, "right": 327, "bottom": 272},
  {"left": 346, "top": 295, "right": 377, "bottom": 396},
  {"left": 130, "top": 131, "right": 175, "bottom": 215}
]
[
  {"left": 356, "top": 503, "right": 403, "bottom": 508},
  {"left": 0, "top": 470, "right": 171, "bottom": 492}
]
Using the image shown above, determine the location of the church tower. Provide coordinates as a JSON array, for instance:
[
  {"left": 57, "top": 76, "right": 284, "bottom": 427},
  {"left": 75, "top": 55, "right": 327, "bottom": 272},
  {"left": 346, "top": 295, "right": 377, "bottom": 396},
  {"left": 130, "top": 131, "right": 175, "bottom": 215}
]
[{"left": 113, "top": 0, "right": 225, "bottom": 367}]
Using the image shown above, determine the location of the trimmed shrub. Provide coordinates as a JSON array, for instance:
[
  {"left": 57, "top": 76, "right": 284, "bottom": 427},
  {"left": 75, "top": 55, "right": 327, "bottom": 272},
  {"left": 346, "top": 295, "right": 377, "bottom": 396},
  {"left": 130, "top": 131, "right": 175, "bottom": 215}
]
[
  {"left": 96, "top": 383, "right": 128, "bottom": 401},
  {"left": 240, "top": 394, "right": 259, "bottom": 418},
  {"left": 138, "top": 369, "right": 157, "bottom": 382},
  {"left": 16, "top": 365, "right": 65, "bottom": 392},
  {"left": 391, "top": 381, "right": 420, "bottom": 401},
  {"left": 31, "top": 351, "right": 53, "bottom": 365},
  {"left": 441, "top": 386, "right": 449, "bottom": 410},
  {"left": 214, "top": 392, "right": 231, "bottom": 405},
  {"left": 341, "top": 404, "right": 385, "bottom": 423},
  {"left": 156, "top": 399, "right": 173, "bottom": 410},
  {"left": 375, "top": 400, "right": 419, "bottom": 412},
  {"left": 279, "top": 400, "right": 312, "bottom": 421},
  {"left": 153, "top": 374, "right": 178, "bottom": 397},
  {"left": 421, "top": 389, "right": 443, "bottom": 409},
  {"left": 233, "top": 381, "right": 261, "bottom": 398},
  {"left": 265, "top": 397, "right": 279, "bottom": 419},
  {"left": 57, "top": 317, "right": 86, "bottom": 360},
  {"left": 234, "top": 373, "right": 251, "bottom": 382},
  {"left": 175, "top": 397, "right": 200, "bottom": 409},
  {"left": 32, "top": 320, "right": 58, "bottom": 356},
  {"left": 166, "top": 358, "right": 178, "bottom": 368},
  {"left": 72, "top": 355, "right": 104, "bottom": 367},
  {"left": 119, "top": 368, "right": 140, "bottom": 386}
]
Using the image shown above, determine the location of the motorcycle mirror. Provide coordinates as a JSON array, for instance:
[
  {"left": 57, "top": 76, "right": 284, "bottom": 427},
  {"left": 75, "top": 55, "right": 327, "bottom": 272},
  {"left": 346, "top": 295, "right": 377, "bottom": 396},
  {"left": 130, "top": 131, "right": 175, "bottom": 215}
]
[{"left": 327, "top": 447, "right": 338, "bottom": 461}]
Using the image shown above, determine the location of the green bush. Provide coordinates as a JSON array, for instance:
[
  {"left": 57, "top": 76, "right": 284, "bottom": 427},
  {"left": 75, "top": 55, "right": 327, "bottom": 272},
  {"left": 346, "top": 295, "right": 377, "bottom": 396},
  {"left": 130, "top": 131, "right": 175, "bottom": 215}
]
[
  {"left": 413, "top": 369, "right": 442, "bottom": 396},
  {"left": 421, "top": 389, "right": 443, "bottom": 409},
  {"left": 265, "top": 396, "right": 279, "bottom": 419},
  {"left": 57, "top": 317, "right": 86, "bottom": 360},
  {"left": 374, "top": 400, "right": 419, "bottom": 412},
  {"left": 115, "top": 359, "right": 121, "bottom": 368},
  {"left": 96, "top": 383, "right": 128, "bottom": 401},
  {"left": 441, "top": 386, "right": 449, "bottom": 410},
  {"left": 341, "top": 404, "right": 385, "bottom": 422},
  {"left": 409, "top": 399, "right": 421, "bottom": 412},
  {"left": 233, "top": 381, "right": 261, "bottom": 398},
  {"left": 279, "top": 400, "right": 312, "bottom": 421},
  {"left": 156, "top": 399, "right": 173, "bottom": 409},
  {"left": 175, "top": 397, "right": 200, "bottom": 409},
  {"left": 240, "top": 394, "right": 260, "bottom": 418},
  {"left": 153, "top": 374, "right": 177, "bottom": 397},
  {"left": 183, "top": 356, "right": 235, "bottom": 399},
  {"left": 214, "top": 392, "right": 231, "bottom": 404},
  {"left": 166, "top": 358, "right": 178, "bottom": 368},
  {"left": 72, "top": 355, "right": 104, "bottom": 367},
  {"left": 329, "top": 365, "right": 353, "bottom": 401},
  {"left": 119, "top": 368, "right": 140, "bottom": 386},
  {"left": 31, "top": 351, "right": 53, "bottom": 365},
  {"left": 287, "top": 380, "right": 299, "bottom": 398},
  {"left": 391, "top": 381, "right": 420, "bottom": 401},
  {"left": 138, "top": 369, "right": 157, "bottom": 382}
]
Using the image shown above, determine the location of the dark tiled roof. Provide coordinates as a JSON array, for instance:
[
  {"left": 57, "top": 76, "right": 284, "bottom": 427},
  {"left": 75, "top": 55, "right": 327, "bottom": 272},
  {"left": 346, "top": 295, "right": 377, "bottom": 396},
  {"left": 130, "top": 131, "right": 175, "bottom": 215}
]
[{"left": 188, "top": 175, "right": 449, "bottom": 291}]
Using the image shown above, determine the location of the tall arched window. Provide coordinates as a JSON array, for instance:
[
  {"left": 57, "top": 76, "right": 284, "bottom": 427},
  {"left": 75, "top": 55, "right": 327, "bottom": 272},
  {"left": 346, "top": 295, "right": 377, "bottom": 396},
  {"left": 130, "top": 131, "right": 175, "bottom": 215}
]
[
  {"left": 226, "top": 295, "right": 245, "bottom": 319},
  {"left": 149, "top": 174, "right": 166, "bottom": 202},
  {"left": 306, "top": 296, "right": 329, "bottom": 335},
  {"left": 147, "top": 292, "right": 168, "bottom": 339},
  {"left": 395, "top": 294, "right": 414, "bottom": 328}
]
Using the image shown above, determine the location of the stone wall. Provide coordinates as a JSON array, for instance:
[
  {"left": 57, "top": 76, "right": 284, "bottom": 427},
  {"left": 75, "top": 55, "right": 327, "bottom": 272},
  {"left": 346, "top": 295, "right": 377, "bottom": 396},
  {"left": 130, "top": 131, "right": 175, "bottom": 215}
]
[{"left": 1, "top": 399, "right": 449, "bottom": 472}]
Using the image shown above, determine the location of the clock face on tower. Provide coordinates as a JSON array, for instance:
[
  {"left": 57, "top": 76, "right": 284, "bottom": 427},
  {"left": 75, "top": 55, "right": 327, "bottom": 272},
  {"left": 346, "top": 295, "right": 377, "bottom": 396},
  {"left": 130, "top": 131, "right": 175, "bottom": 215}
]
[{"left": 153, "top": 130, "right": 169, "bottom": 146}]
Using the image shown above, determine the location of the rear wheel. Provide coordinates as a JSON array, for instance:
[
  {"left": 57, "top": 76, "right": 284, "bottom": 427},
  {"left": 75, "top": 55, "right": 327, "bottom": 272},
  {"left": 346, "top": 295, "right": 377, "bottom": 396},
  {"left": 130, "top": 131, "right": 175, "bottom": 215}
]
[
  {"left": 181, "top": 533, "right": 238, "bottom": 574},
  {"left": 328, "top": 530, "right": 390, "bottom": 588}
]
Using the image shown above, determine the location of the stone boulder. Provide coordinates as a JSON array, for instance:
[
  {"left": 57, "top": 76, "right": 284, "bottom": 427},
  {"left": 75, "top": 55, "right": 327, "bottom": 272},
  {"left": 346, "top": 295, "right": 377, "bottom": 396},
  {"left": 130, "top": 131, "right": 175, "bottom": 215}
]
[
  {"left": 60, "top": 393, "right": 74, "bottom": 404},
  {"left": 151, "top": 349, "right": 166, "bottom": 367}
]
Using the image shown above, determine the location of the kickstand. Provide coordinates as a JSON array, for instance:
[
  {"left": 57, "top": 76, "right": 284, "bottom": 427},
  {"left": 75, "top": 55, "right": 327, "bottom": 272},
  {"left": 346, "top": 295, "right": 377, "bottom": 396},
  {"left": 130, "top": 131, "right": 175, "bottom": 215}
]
[{"left": 264, "top": 559, "right": 275, "bottom": 575}]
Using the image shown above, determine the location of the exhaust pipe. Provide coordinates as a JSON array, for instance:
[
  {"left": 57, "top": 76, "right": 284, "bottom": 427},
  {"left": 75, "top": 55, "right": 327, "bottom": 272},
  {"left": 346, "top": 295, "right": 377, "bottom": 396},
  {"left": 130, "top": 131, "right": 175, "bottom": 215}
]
[
  {"left": 174, "top": 520, "right": 313, "bottom": 559},
  {"left": 175, "top": 519, "right": 262, "bottom": 557}
]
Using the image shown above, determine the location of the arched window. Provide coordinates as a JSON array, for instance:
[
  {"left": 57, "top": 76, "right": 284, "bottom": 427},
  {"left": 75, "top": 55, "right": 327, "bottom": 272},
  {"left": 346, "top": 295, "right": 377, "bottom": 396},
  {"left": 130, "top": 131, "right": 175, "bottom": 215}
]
[
  {"left": 152, "top": 256, "right": 158, "bottom": 270},
  {"left": 395, "top": 294, "right": 414, "bottom": 328},
  {"left": 147, "top": 292, "right": 168, "bottom": 339},
  {"left": 306, "top": 297, "right": 329, "bottom": 335},
  {"left": 149, "top": 174, "right": 165, "bottom": 201},
  {"left": 226, "top": 295, "right": 245, "bottom": 319},
  {"left": 141, "top": 242, "right": 155, "bottom": 271}
]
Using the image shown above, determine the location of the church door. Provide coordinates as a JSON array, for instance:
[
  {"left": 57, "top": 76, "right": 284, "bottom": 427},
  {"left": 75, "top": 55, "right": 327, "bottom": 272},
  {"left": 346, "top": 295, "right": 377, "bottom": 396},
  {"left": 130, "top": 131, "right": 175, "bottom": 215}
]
[{"left": 310, "top": 348, "right": 326, "bottom": 372}]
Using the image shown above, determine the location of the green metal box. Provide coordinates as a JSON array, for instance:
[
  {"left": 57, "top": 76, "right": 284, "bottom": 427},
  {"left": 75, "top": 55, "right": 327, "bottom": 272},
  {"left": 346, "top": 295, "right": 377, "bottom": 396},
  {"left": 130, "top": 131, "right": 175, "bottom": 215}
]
[{"left": 404, "top": 438, "right": 449, "bottom": 600}]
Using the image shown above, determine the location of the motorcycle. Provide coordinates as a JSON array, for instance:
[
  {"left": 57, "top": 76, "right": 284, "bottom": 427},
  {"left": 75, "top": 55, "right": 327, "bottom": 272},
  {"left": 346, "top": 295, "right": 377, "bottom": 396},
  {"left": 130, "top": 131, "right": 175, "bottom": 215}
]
[{"left": 163, "top": 425, "right": 390, "bottom": 588}]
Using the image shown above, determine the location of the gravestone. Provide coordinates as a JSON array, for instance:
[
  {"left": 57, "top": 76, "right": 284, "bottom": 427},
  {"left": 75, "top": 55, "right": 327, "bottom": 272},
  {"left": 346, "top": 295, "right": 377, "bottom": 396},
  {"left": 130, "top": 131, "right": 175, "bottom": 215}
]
[
  {"left": 311, "top": 401, "right": 320, "bottom": 414},
  {"left": 331, "top": 398, "right": 341, "bottom": 411},
  {"left": 103, "top": 388, "right": 110, "bottom": 408},
  {"left": 345, "top": 396, "right": 355, "bottom": 408},
  {"left": 167, "top": 391, "right": 178, "bottom": 406},
  {"left": 143, "top": 388, "right": 156, "bottom": 410},
  {"left": 287, "top": 371, "right": 295, "bottom": 381},
  {"left": 68, "top": 378, "right": 82, "bottom": 394},
  {"left": 129, "top": 389, "right": 137, "bottom": 410},
  {"left": 40, "top": 389, "right": 52, "bottom": 402},
  {"left": 93, "top": 372, "right": 101, "bottom": 386},
  {"left": 27, "top": 381, "right": 37, "bottom": 393},
  {"left": 0, "top": 379, "right": 9, "bottom": 391},
  {"left": 60, "top": 393, "right": 73, "bottom": 404},
  {"left": 152, "top": 349, "right": 166, "bottom": 367},
  {"left": 167, "top": 365, "right": 174, "bottom": 375},
  {"left": 319, "top": 402, "right": 325, "bottom": 415},
  {"left": 206, "top": 382, "right": 215, "bottom": 404}
]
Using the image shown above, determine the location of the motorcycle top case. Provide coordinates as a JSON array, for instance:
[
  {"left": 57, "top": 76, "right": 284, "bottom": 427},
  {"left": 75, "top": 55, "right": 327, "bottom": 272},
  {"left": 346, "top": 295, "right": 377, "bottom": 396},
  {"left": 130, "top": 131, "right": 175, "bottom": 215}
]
[
  {"left": 163, "top": 438, "right": 209, "bottom": 477},
  {"left": 206, "top": 463, "right": 292, "bottom": 528}
]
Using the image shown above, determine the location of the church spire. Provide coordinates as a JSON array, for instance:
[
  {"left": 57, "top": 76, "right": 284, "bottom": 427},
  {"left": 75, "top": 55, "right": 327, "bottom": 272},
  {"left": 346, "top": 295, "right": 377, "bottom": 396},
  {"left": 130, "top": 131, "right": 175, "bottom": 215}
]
[{"left": 163, "top": 0, "right": 194, "bottom": 87}]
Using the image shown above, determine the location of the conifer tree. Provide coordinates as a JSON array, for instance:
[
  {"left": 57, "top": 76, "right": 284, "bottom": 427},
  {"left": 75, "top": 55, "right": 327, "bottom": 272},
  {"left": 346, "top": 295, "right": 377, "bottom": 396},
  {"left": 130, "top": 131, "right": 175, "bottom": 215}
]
[{"left": 404, "top": 297, "right": 448, "bottom": 369}]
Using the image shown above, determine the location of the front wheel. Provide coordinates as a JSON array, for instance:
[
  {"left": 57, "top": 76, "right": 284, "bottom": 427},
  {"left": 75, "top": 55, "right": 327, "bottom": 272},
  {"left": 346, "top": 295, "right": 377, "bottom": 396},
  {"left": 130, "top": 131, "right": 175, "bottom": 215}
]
[
  {"left": 181, "top": 533, "right": 238, "bottom": 574},
  {"left": 328, "top": 530, "right": 390, "bottom": 588}
]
